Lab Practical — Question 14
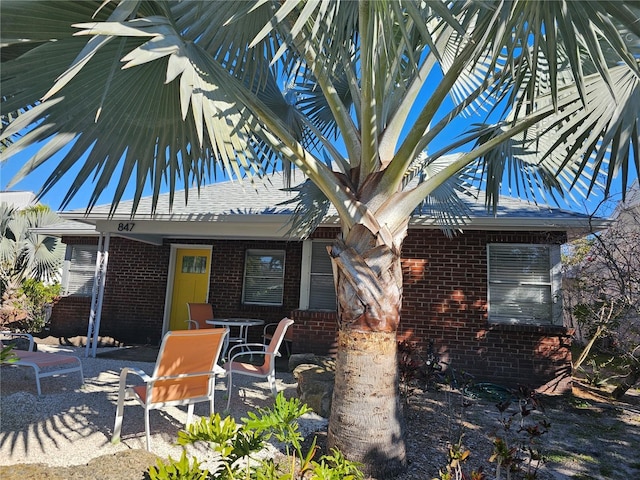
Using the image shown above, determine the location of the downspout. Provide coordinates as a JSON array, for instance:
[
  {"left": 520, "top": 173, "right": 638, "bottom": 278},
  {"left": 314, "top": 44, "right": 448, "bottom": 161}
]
[{"left": 85, "top": 232, "right": 110, "bottom": 357}]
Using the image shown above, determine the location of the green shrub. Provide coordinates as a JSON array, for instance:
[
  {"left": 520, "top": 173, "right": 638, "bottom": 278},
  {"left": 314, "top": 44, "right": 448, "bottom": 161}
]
[
  {"left": 1, "top": 344, "right": 18, "bottom": 364},
  {"left": 149, "top": 393, "right": 363, "bottom": 480},
  {"left": 148, "top": 451, "right": 209, "bottom": 480},
  {"left": 14, "top": 279, "right": 61, "bottom": 332}
]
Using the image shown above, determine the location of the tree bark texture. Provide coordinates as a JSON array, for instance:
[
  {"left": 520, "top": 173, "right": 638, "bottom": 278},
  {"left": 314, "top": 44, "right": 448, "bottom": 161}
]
[
  {"left": 326, "top": 224, "right": 407, "bottom": 477},
  {"left": 611, "top": 366, "right": 640, "bottom": 400},
  {"left": 611, "top": 350, "right": 640, "bottom": 400}
]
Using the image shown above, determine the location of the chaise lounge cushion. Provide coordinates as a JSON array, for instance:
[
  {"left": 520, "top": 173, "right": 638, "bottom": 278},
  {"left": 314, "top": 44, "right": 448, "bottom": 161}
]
[
  {"left": 1, "top": 333, "right": 84, "bottom": 395},
  {"left": 13, "top": 350, "right": 80, "bottom": 368}
]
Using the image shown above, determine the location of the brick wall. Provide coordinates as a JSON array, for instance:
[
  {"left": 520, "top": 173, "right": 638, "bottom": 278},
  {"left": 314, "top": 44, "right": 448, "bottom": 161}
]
[
  {"left": 51, "top": 228, "right": 571, "bottom": 391},
  {"left": 290, "top": 228, "right": 571, "bottom": 391},
  {"left": 100, "top": 238, "right": 171, "bottom": 344},
  {"left": 51, "top": 236, "right": 302, "bottom": 345},
  {"left": 207, "top": 238, "right": 303, "bottom": 336},
  {"left": 400, "top": 229, "right": 570, "bottom": 391}
]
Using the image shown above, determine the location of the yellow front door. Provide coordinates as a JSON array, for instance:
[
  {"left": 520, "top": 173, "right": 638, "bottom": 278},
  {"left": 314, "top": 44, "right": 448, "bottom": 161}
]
[{"left": 169, "top": 248, "right": 212, "bottom": 331}]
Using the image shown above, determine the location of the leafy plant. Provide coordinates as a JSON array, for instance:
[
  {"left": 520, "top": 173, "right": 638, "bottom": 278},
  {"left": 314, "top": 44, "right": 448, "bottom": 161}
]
[
  {"left": 578, "top": 357, "right": 614, "bottom": 387},
  {"left": 431, "top": 384, "right": 549, "bottom": 480},
  {"left": 433, "top": 438, "right": 486, "bottom": 480},
  {"left": 12, "top": 279, "right": 61, "bottom": 332},
  {"left": 151, "top": 393, "right": 363, "bottom": 480},
  {"left": 148, "top": 451, "right": 209, "bottom": 480},
  {"left": 307, "top": 448, "right": 364, "bottom": 480},
  {"left": 0, "top": 204, "right": 64, "bottom": 314},
  {"left": 176, "top": 413, "right": 263, "bottom": 479},
  {"left": 0, "top": 343, "right": 18, "bottom": 364},
  {"left": 398, "top": 339, "right": 445, "bottom": 399},
  {"left": 489, "top": 387, "right": 550, "bottom": 480}
]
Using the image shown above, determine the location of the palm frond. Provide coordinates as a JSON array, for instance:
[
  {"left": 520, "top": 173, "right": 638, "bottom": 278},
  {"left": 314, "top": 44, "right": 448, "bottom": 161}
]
[
  {"left": 471, "top": 64, "right": 640, "bottom": 208},
  {"left": 442, "top": 1, "right": 640, "bottom": 116},
  {"left": 279, "top": 179, "right": 331, "bottom": 239},
  {"left": 293, "top": 69, "right": 354, "bottom": 140},
  {"left": 1, "top": 12, "right": 269, "bottom": 213},
  {"left": 468, "top": 123, "right": 567, "bottom": 211},
  {"left": 171, "top": 1, "right": 281, "bottom": 88},
  {"left": 404, "top": 153, "right": 476, "bottom": 237},
  {"left": 0, "top": 204, "right": 63, "bottom": 284}
]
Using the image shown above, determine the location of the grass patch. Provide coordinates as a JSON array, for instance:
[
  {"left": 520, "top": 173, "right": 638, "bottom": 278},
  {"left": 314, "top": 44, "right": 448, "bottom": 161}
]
[
  {"left": 546, "top": 450, "right": 599, "bottom": 465},
  {"left": 570, "top": 398, "right": 593, "bottom": 409},
  {"left": 599, "top": 465, "right": 614, "bottom": 477}
]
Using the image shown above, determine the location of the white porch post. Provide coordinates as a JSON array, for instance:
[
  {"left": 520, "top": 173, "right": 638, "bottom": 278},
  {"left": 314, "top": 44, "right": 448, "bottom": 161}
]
[{"left": 85, "top": 233, "right": 110, "bottom": 357}]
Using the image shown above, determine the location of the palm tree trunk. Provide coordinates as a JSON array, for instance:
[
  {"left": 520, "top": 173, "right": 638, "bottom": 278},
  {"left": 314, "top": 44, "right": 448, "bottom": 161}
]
[
  {"left": 610, "top": 365, "right": 640, "bottom": 400},
  {"left": 326, "top": 225, "right": 407, "bottom": 477},
  {"left": 611, "top": 348, "right": 640, "bottom": 400}
]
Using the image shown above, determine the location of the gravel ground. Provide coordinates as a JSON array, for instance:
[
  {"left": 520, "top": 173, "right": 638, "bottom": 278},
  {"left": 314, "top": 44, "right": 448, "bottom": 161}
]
[
  {"left": 1, "top": 343, "right": 639, "bottom": 480},
  {"left": 0, "top": 343, "right": 326, "bottom": 477},
  {"left": 394, "top": 380, "right": 640, "bottom": 480}
]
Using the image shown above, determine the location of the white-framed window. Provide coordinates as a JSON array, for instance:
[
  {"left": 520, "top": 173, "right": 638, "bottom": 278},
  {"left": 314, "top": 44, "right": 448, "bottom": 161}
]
[
  {"left": 61, "top": 244, "right": 98, "bottom": 297},
  {"left": 487, "top": 243, "right": 562, "bottom": 325},
  {"left": 242, "top": 249, "right": 285, "bottom": 305},
  {"left": 300, "top": 240, "right": 337, "bottom": 311}
]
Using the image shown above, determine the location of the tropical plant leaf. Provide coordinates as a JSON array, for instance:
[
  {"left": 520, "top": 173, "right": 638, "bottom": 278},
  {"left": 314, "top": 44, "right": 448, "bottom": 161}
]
[{"left": 1, "top": 0, "right": 639, "bottom": 225}]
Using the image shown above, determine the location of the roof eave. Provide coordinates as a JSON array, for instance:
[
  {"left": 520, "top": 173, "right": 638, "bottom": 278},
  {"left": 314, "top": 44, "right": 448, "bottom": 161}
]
[{"left": 48, "top": 212, "right": 609, "bottom": 242}]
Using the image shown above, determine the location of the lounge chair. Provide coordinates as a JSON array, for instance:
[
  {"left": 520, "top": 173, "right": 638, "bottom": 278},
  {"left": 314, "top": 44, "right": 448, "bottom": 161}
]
[
  {"left": 224, "top": 317, "right": 294, "bottom": 410},
  {"left": 112, "top": 328, "right": 228, "bottom": 450},
  {"left": 0, "top": 332, "right": 84, "bottom": 396}
]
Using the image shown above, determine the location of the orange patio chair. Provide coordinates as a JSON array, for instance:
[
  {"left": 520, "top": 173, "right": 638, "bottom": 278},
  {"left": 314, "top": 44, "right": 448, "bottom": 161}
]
[
  {"left": 0, "top": 332, "right": 84, "bottom": 396},
  {"left": 111, "top": 328, "right": 228, "bottom": 450},
  {"left": 263, "top": 321, "right": 293, "bottom": 356},
  {"left": 224, "top": 317, "right": 294, "bottom": 410},
  {"left": 186, "top": 302, "right": 215, "bottom": 329}
]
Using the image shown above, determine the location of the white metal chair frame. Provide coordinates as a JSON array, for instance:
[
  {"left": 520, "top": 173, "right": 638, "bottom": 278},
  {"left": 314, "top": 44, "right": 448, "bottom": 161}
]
[
  {"left": 112, "top": 328, "right": 228, "bottom": 450},
  {"left": 0, "top": 331, "right": 84, "bottom": 396},
  {"left": 187, "top": 302, "right": 246, "bottom": 351},
  {"left": 224, "top": 318, "right": 294, "bottom": 411}
]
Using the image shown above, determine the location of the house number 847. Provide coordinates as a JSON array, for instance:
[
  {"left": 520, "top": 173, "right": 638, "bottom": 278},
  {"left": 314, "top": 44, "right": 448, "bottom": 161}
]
[{"left": 117, "top": 223, "right": 135, "bottom": 232}]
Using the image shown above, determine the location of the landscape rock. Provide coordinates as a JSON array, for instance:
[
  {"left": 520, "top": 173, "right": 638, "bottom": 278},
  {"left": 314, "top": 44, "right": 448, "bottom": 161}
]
[{"left": 293, "top": 358, "right": 335, "bottom": 418}]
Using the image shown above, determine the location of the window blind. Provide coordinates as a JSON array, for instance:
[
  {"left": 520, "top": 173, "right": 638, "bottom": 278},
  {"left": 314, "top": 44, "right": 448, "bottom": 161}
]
[
  {"left": 309, "top": 241, "right": 337, "bottom": 311},
  {"left": 242, "top": 249, "right": 285, "bottom": 305},
  {"left": 488, "top": 244, "right": 553, "bottom": 324},
  {"left": 63, "top": 245, "right": 98, "bottom": 297}
]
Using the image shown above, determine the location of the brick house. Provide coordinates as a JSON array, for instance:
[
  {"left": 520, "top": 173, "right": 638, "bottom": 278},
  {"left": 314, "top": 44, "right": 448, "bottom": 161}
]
[{"left": 38, "top": 174, "right": 606, "bottom": 392}]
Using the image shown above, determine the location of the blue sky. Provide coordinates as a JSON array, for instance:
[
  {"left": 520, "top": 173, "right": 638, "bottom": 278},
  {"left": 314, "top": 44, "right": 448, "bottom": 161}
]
[{"left": 1, "top": 142, "right": 157, "bottom": 211}]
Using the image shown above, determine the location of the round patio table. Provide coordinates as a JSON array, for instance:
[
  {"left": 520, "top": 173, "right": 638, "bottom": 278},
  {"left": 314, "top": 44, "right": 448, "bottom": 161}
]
[{"left": 205, "top": 318, "right": 265, "bottom": 357}]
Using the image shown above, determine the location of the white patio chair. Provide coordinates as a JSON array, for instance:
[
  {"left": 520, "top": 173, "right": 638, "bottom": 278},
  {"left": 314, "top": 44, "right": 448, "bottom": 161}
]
[{"left": 223, "top": 317, "right": 294, "bottom": 411}]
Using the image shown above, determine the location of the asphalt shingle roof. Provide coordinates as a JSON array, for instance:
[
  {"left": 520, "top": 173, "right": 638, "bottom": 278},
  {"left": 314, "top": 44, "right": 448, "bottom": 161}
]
[{"left": 65, "top": 172, "right": 590, "bottom": 222}]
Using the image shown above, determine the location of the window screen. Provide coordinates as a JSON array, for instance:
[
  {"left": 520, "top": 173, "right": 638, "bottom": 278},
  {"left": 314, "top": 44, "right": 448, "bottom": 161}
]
[
  {"left": 242, "top": 249, "right": 285, "bottom": 305},
  {"left": 488, "top": 244, "right": 557, "bottom": 324}
]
